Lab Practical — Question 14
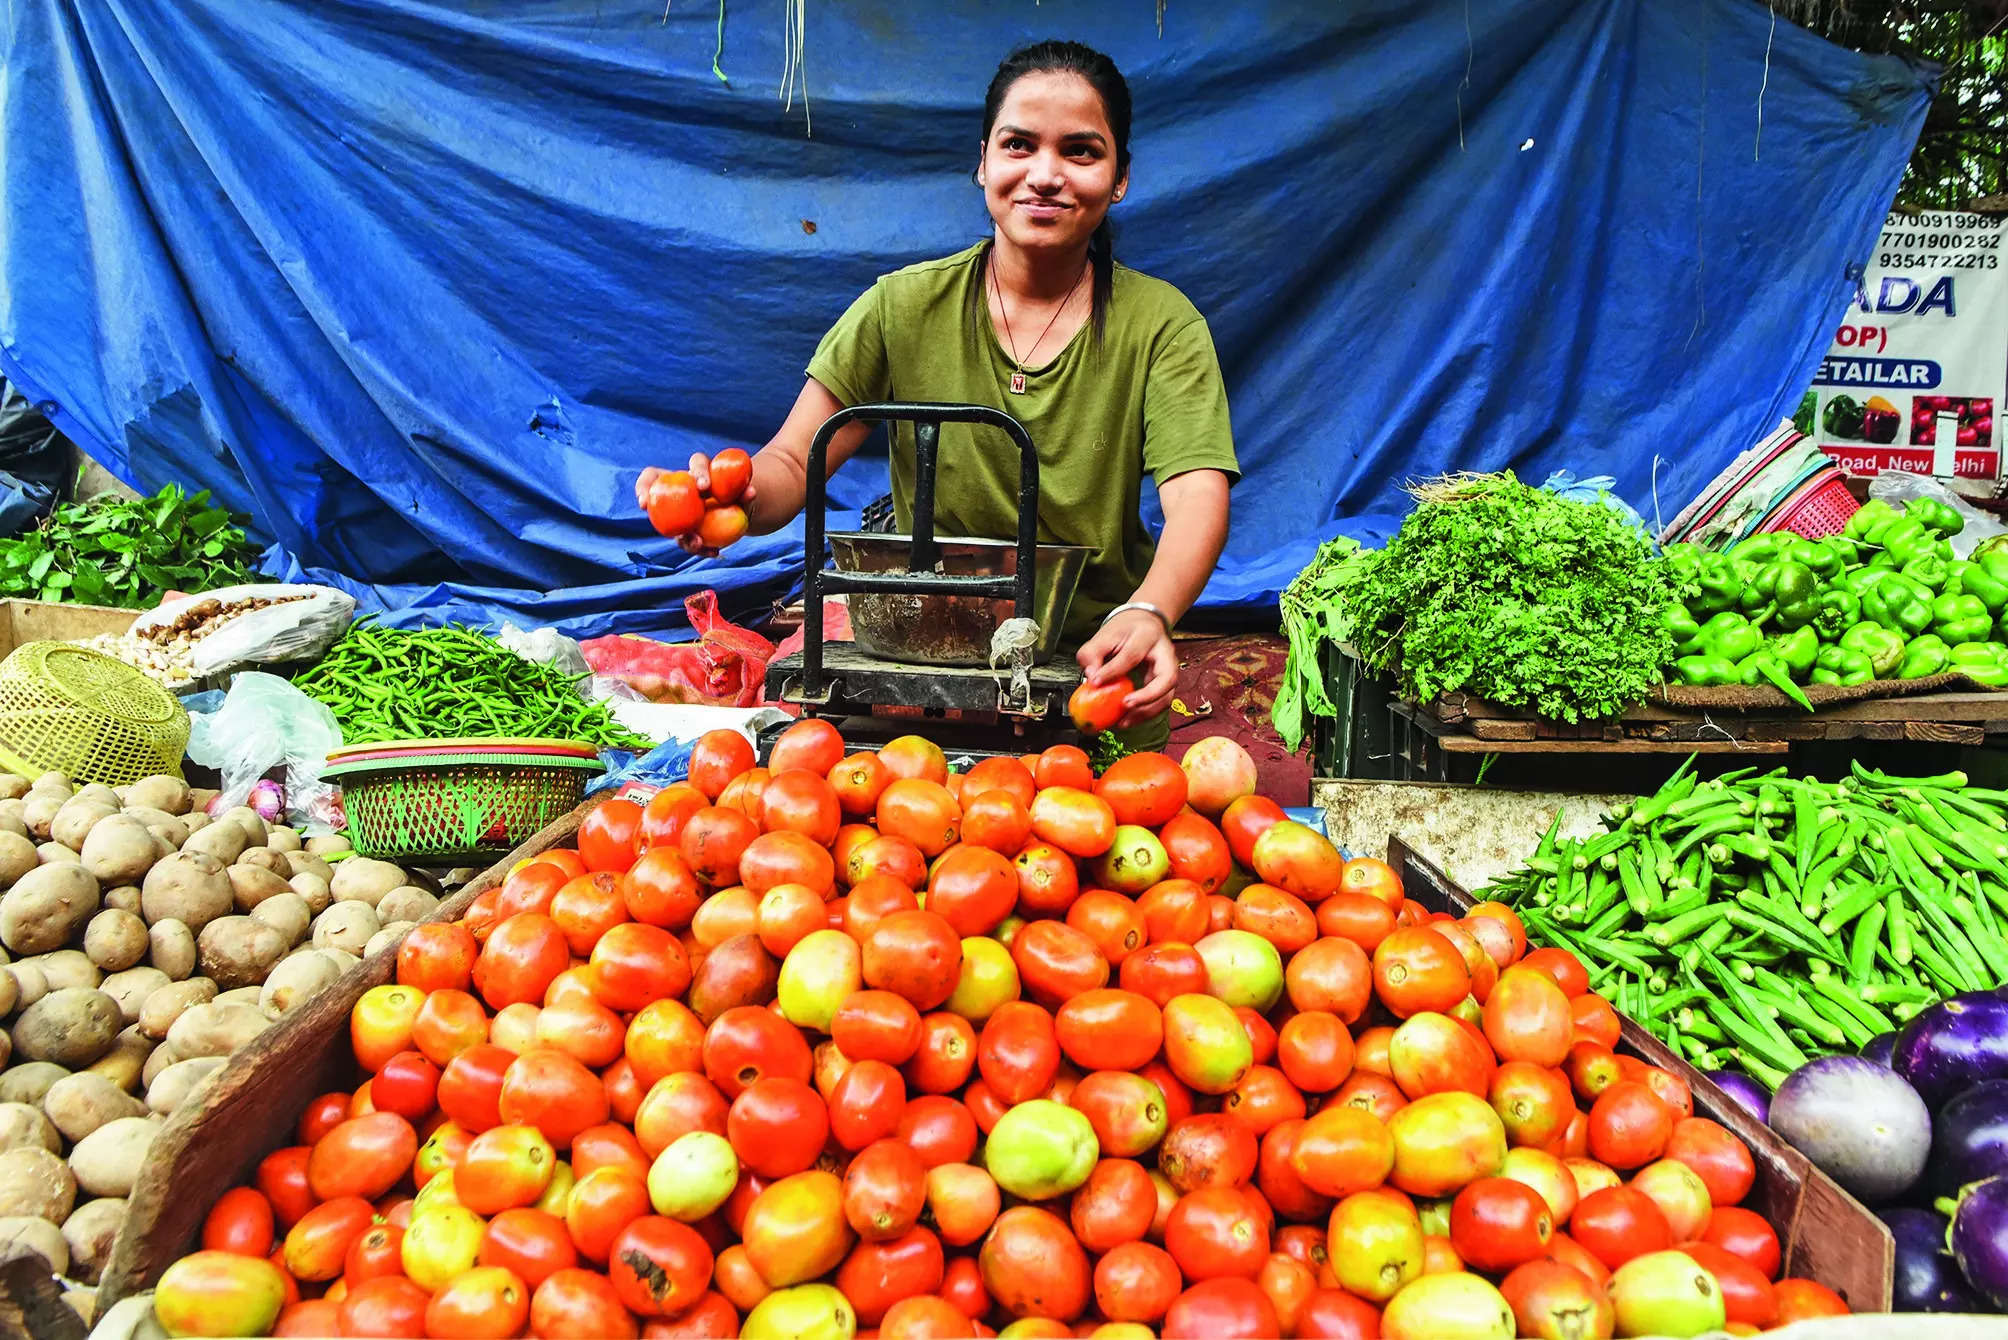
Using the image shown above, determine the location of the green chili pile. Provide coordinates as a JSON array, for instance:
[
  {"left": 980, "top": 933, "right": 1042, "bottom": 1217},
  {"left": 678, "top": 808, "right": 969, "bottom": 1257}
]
[
  {"left": 1480, "top": 758, "right": 2008, "bottom": 1086},
  {"left": 294, "top": 622, "right": 656, "bottom": 750}
]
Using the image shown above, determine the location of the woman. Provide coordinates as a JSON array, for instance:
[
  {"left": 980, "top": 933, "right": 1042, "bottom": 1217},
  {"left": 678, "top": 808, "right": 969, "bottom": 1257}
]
[{"left": 658, "top": 40, "right": 1237, "bottom": 751}]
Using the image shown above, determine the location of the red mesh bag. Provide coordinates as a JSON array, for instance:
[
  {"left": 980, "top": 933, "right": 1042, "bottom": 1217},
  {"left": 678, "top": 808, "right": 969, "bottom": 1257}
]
[{"left": 581, "top": 591, "right": 775, "bottom": 707}]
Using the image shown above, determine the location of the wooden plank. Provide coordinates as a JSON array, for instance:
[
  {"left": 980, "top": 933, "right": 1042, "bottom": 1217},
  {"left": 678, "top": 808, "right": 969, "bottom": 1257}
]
[
  {"left": 1433, "top": 735, "right": 1789, "bottom": 755},
  {"left": 94, "top": 803, "right": 595, "bottom": 1319},
  {"left": 1467, "top": 718, "right": 1538, "bottom": 741},
  {"left": 1387, "top": 839, "right": 1894, "bottom": 1313}
]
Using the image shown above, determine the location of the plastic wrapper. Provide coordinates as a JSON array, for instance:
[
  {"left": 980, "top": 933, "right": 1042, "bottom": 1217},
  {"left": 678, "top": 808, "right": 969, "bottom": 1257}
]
[
  {"left": 1869, "top": 470, "right": 2008, "bottom": 559},
  {"left": 185, "top": 672, "right": 343, "bottom": 832},
  {"left": 127, "top": 582, "right": 355, "bottom": 676}
]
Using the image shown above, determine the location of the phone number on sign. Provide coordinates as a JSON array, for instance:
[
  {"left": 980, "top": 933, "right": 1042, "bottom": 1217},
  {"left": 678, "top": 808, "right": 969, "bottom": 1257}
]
[{"left": 1878, "top": 251, "right": 2000, "bottom": 270}]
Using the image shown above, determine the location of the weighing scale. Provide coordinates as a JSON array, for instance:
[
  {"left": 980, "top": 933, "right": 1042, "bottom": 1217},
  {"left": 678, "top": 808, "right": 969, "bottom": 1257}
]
[{"left": 762, "top": 403, "right": 1090, "bottom": 756}]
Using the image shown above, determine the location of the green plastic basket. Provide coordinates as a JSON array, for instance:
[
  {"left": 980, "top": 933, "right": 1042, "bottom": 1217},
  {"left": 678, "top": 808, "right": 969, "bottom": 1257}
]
[{"left": 322, "top": 750, "right": 603, "bottom": 863}]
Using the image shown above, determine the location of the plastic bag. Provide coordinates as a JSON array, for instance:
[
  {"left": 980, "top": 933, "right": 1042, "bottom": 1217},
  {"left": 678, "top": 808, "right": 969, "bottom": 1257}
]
[
  {"left": 186, "top": 672, "right": 343, "bottom": 831},
  {"left": 1540, "top": 469, "right": 1650, "bottom": 534},
  {"left": 500, "top": 620, "right": 645, "bottom": 703},
  {"left": 1868, "top": 470, "right": 2008, "bottom": 559},
  {"left": 128, "top": 582, "right": 355, "bottom": 677},
  {"left": 581, "top": 590, "right": 775, "bottom": 707}
]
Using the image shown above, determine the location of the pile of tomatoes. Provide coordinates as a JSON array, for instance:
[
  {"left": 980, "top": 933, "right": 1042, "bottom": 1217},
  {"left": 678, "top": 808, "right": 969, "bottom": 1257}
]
[
  {"left": 152, "top": 723, "right": 1854, "bottom": 1339},
  {"left": 639, "top": 448, "right": 753, "bottom": 550}
]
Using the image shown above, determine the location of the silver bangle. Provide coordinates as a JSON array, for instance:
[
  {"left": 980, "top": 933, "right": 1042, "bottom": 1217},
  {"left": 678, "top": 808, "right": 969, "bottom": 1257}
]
[{"left": 1103, "top": 601, "right": 1173, "bottom": 633}]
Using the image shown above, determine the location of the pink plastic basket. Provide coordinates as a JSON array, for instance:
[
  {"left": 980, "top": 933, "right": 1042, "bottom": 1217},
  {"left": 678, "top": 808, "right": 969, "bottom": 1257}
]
[{"left": 1757, "top": 470, "right": 1861, "bottom": 540}]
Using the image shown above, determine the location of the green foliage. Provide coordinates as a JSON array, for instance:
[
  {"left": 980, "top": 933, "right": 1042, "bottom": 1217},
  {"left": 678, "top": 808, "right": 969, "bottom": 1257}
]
[
  {"left": 0, "top": 483, "right": 264, "bottom": 609},
  {"left": 1275, "top": 476, "right": 1677, "bottom": 744}
]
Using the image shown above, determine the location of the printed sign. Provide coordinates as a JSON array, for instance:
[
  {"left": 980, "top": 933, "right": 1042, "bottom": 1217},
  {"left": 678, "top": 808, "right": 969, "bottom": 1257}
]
[{"left": 1804, "top": 210, "right": 2006, "bottom": 489}]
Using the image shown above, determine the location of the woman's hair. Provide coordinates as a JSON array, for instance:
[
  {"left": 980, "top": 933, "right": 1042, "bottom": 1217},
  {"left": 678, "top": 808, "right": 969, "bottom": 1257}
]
[{"left": 980, "top": 40, "right": 1132, "bottom": 341}]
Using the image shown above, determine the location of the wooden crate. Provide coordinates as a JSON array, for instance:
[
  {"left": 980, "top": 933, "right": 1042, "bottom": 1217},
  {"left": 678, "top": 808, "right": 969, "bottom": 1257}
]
[
  {"left": 1389, "top": 838, "right": 1894, "bottom": 1313},
  {"left": 0, "top": 599, "right": 136, "bottom": 658},
  {"left": 89, "top": 803, "right": 594, "bottom": 1322}
]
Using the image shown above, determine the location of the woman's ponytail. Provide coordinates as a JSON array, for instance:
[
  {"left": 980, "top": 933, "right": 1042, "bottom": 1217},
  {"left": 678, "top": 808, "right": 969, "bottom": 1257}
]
[{"left": 1088, "top": 217, "right": 1115, "bottom": 344}]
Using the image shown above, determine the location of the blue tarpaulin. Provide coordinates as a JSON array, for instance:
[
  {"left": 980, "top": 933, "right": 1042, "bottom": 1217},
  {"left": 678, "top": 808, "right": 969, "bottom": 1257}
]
[{"left": 1, "top": 1, "right": 1931, "bottom": 637}]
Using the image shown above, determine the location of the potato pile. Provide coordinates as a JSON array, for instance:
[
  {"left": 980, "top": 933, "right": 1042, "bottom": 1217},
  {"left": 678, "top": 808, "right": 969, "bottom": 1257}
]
[{"left": 0, "top": 770, "right": 421, "bottom": 1314}]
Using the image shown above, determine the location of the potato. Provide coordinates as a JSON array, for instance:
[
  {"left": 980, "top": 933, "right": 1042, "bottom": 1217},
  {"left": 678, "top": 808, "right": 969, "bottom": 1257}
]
[
  {"left": 0, "top": 812, "right": 22, "bottom": 840},
  {"left": 0, "top": 776, "right": 25, "bottom": 802},
  {"left": 364, "top": 921, "right": 417, "bottom": 960},
  {"left": 49, "top": 800, "right": 115, "bottom": 852},
  {"left": 311, "top": 902, "right": 380, "bottom": 956},
  {"left": 212, "top": 985, "right": 266, "bottom": 1011},
  {"left": 71, "top": 784, "right": 118, "bottom": 811},
  {"left": 220, "top": 806, "right": 269, "bottom": 843},
  {"left": 226, "top": 863, "right": 291, "bottom": 913},
  {"left": 248, "top": 893, "right": 311, "bottom": 948},
  {"left": 62, "top": 1196, "right": 124, "bottom": 1282},
  {"left": 146, "top": 1055, "right": 223, "bottom": 1114},
  {"left": 8, "top": 960, "right": 46, "bottom": 1012},
  {"left": 0, "top": 968, "right": 15, "bottom": 1020},
  {"left": 79, "top": 815, "right": 161, "bottom": 887},
  {"left": 180, "top": 822, "right": 248, "bottom": 866},
  {"left": 181, "top": 812, "right": 211, "bottom": 836},
  {"left": 99, "top": 966, "right": 170, "bottom": 1025},
  {"left": 306, "top": 834, "right": 353, "bottom": 856},
  {"left": 103, "top": 885, "right": 141, "bottom": 916},
  {"left": 33, "top": 950, "right": 102, "bottom": 992},
  {"left": 0, "top": 1102, "right": 58, "bottom": 1154},
  {"left": 0, "top": 832, "right": 37, "bottom": 891},
  {"left": 13, "top": 988, "right": 120, "bottom": 1067},
  {"left": 140, "top": 1039, "right": 180, "bottom": 1088},
  {"left": 43, "top": 1072, "right": 146, "bottom": 1143},
  {"left": 330, "top": 858, "right": 405, "bottom": 907},
  {"left": 83, "top": 909, "right": 149, "bottom": 973},
  {"left": 148, "top": 919, "right": 197, "bottom": 981},
  {"left": 126, "top": 776, "right": 192, "bottom": 815},
  {"left": 283, "top": 850, "right": 334, "bottom": 881},
  {"left": 197, "top": 917, "right": 288, "bottom": 991},
  {"left": 0, "top": 1146, "right": 74, "bottom": 1221},
  {"left": 122, "top": 805, "right": 187, "bottom": 842},
  {"left": 34, "top": 842, "right": 79, "bottom": 866},
  {"left": 20, "top": 791, "right": 63, "bottom": 841},
  {"left": 377, "top": 886, "right": 441, "bottom": 925},
  {"left": 265, "top": 826, "right": 302, "bottom": 853},
  {"left": 84, "top": 1024, "right": 153, "bottom": 1093},
  {"left": 318, "top": 946, "right": 361, "bottom": 974},
  {"left": 0, "top": 863, "right": 96, "bottom": 955},
  {"left": 260, "top": 951, "right": 343, "bottom": 1016},
  {"left": 0, "top": 1215, "right": 67, "bottom": 1274},
  {"left": 235, "top": 847, "right": 290, "bottom": 880},
  {"left": 288, "top": 872, "right": 332, "bottom": 916},
  {"left": 165, "top": 999, "right": 270, "bottom": 1059},
  {"left": 139, "top": 977, "right": 217, "bottom": 1039},
  {"left": 141, "top": 852, "right": 233, "bottom": 932},
  {"left": 0, "top": 1065, "right": 66, "bottom": 1108},
  {"left": 70, "top": 1116, "right": 157, "bottom": 1197}
]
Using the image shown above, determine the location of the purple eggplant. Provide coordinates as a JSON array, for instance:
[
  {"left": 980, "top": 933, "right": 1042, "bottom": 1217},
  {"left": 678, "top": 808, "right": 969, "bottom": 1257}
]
[
  {"left": 1949, "top": 1173, "right": 2008, "bottom": 1308},
  {"left": 1862, "top": 1031, "right": 1898, "bottom": 1069},
  {"left": 1894, "top": 992, "right": 2008, "bottom": 1109},
  {"left": 1882, "top": 1206, "right": 1985, "bottom": 1312},
  {"left": 1702, "top": 1069, "right": 1770, "bottom": 1124},
  {"left": 1931, "top": 1079, "right": 2008, "bottom": 1199},
  {"left": 1770, "top": 1055, "right": 1931, "bottom": 1204}
]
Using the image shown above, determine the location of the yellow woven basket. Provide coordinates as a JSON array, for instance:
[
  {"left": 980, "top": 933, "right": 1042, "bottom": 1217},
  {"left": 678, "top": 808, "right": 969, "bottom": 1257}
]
[{"left": 0, "top": 643, "right": 189, "bottom": 785}]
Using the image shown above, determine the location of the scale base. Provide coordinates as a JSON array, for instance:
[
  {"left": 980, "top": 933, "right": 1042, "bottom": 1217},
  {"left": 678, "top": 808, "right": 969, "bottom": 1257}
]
[{"left": 765, "top": 643, "right": 1082, "bottom": 720}]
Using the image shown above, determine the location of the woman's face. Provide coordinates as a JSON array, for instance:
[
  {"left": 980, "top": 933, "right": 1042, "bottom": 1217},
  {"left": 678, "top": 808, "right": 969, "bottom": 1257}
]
[{"left": 979, "top": 72, "right": 1125, "bottom": 260}]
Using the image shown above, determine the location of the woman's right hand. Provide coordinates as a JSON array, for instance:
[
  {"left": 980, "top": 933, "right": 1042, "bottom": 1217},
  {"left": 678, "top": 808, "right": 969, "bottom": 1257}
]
[{"left": 678, "top": 452, "right": 758, "bottom": 558}]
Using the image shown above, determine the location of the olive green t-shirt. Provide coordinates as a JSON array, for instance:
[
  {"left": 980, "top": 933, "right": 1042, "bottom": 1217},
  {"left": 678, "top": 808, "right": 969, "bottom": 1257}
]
[{"left": 805, "top": 242, "right": 1239, "bottom": 645}]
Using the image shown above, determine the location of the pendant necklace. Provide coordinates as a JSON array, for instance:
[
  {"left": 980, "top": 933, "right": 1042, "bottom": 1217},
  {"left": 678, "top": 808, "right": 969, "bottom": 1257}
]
[{"left": 990, "top": 253, "right": 1088, "bottom": 395}]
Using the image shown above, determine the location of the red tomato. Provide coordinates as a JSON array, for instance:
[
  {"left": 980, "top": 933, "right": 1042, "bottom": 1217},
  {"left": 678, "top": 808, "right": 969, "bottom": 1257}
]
[
  {"left": 1166, "top": 1185, "right": 1270, "bottom": 1282},
  {"left": 370, "top": 1051, "right": 440, "bottom": 1122},
  {"left": 479, "top": 1207, "right": 578, "bottom": 1290},
  {"left": 1702, "top": 1205, "right": 1783, "bottom": 1280},
  {"left": 1678, "top": 1240, "right": 1780, "bottom": 1328},
  {"left": 686, "top": 730, "right": 756, "bottom": 800},
  {"left": 1164, "top": 1277, "right": 1282, "bottom": 1340},
  {"left": 1449, "top": 1176, "right": 1554, "bottom": 1272},
  {"left": 438, "top": 1043, "right": 516, "bottom": 1133},
  {"left": 605, "top": 1216, "right": 713, "bottom": 1317},
  {"left": 337, "top": 1275, "right": 431, "bottom": 1338},
  {"left": 398, "top": 922, "right": 479, "bottom": 993},
  {"left": 701, "top": 1004, "right": 814, "bottom": 1098},
  {"left": 530, "top": 1268, "right": 640, "bottom": 1339},
  {"left": 473, "top": 914, "right": 571, "bottom": 1011},
  {"left": 307, "top": 1112, "right": 416, "bottom": 1202},
  {"left": 202, "top": 1186, "right": 277, "bottom": 1257},
  {"left": 578, "top": 799, "right": 644, "bottom": 874},
  {"left": 727, "top": 1076, "right": 831, "bottom": 1178},
  {"left": 1568, "top": 1185, "right": 1673, "bottom": 1270},
  {"left": 497, "top": 1047, "right": 610, "bottom": 1149}
]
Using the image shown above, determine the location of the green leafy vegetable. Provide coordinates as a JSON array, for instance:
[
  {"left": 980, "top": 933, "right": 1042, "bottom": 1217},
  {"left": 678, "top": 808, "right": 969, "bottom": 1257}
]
[{"left": 0, "top": 482, "right": 264, "bottom": 608}]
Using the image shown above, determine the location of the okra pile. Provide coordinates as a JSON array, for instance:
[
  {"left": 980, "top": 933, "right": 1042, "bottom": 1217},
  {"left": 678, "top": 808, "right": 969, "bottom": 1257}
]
[
  {"left": 292, "top": 621, "right": 656, "bottom": 750},
  {"left": 1479, "top": 758, "right": 2008, "bottom": 1086}
]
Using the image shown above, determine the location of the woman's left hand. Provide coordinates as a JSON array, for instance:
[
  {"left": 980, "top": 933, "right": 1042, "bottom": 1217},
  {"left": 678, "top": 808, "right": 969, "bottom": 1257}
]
[{"left": 1076, "top": 610, "right": 1179, "bottom": 728}]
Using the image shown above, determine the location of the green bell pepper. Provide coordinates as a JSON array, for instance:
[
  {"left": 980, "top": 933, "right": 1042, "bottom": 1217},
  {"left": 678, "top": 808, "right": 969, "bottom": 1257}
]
[
  {"left": 1696, "top": 611, "right": 1763, "bottom": 666},
  {"left": 1783, "top": 537, "right": 1844, "bottom": 581},
  {"left": 1842, "top": 565, "right": 1894, "bottom": 598},
  {"left": 1865, "top": 574, "right": 1934, "bottom": 636},
  {"left": 1822, "top": 535, "right": 1864, "bottom": 568},
  {"left": 1672, "top": 655, "right": 1741, "bottom": 687},
  {"left": 1906, "top": 497, "right": 1965, "bottom": 538},
  {"left": 1765, "top": 561, "right": 1822, "bottom": 629},
  {"left": 1840, "top": 622, "right": 1906, "bottom": 678},
  {"left": 1950, "top": 559, "right": 2008, "bottom": 615},
  {"left": 1811, "top": 645, "right": 1874, "bottom": 687},
  {"left": 1845, "top": 499, "right": 1900, "bottom": 544},
  {"left": 1950, "top": 642, "right": 2008, "bottom": 689},
  {"left": 1660, "top": 603, "right": 1703, "bottom": 657},
  {"left": 1877, "top": 518, "right": 1935, "bottom": 567},
  {"left": 1810, "top": 588, "right": 1861, "bottom": 641},
  {"left": 1728, "top": 534, "right": 1788, "bottom": 564},
  {"left": 1899, "top": 633, "right": 1951, "bottom": 680},
  {"left": 1932, "top": 591, "right": 1994, "bottom": 644},
  {"left": 1689, "top": 553, "right": 1744, "bottom": 617},
  {"left": 1738, "top": 649, "right": 1816, "bottom": 712},
  {"left": 1902, "top": 552, "right": 1953, "bottom": 592},
  {"left": 1770, "top": 626, "right": 1819, "bottom": 678}
]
